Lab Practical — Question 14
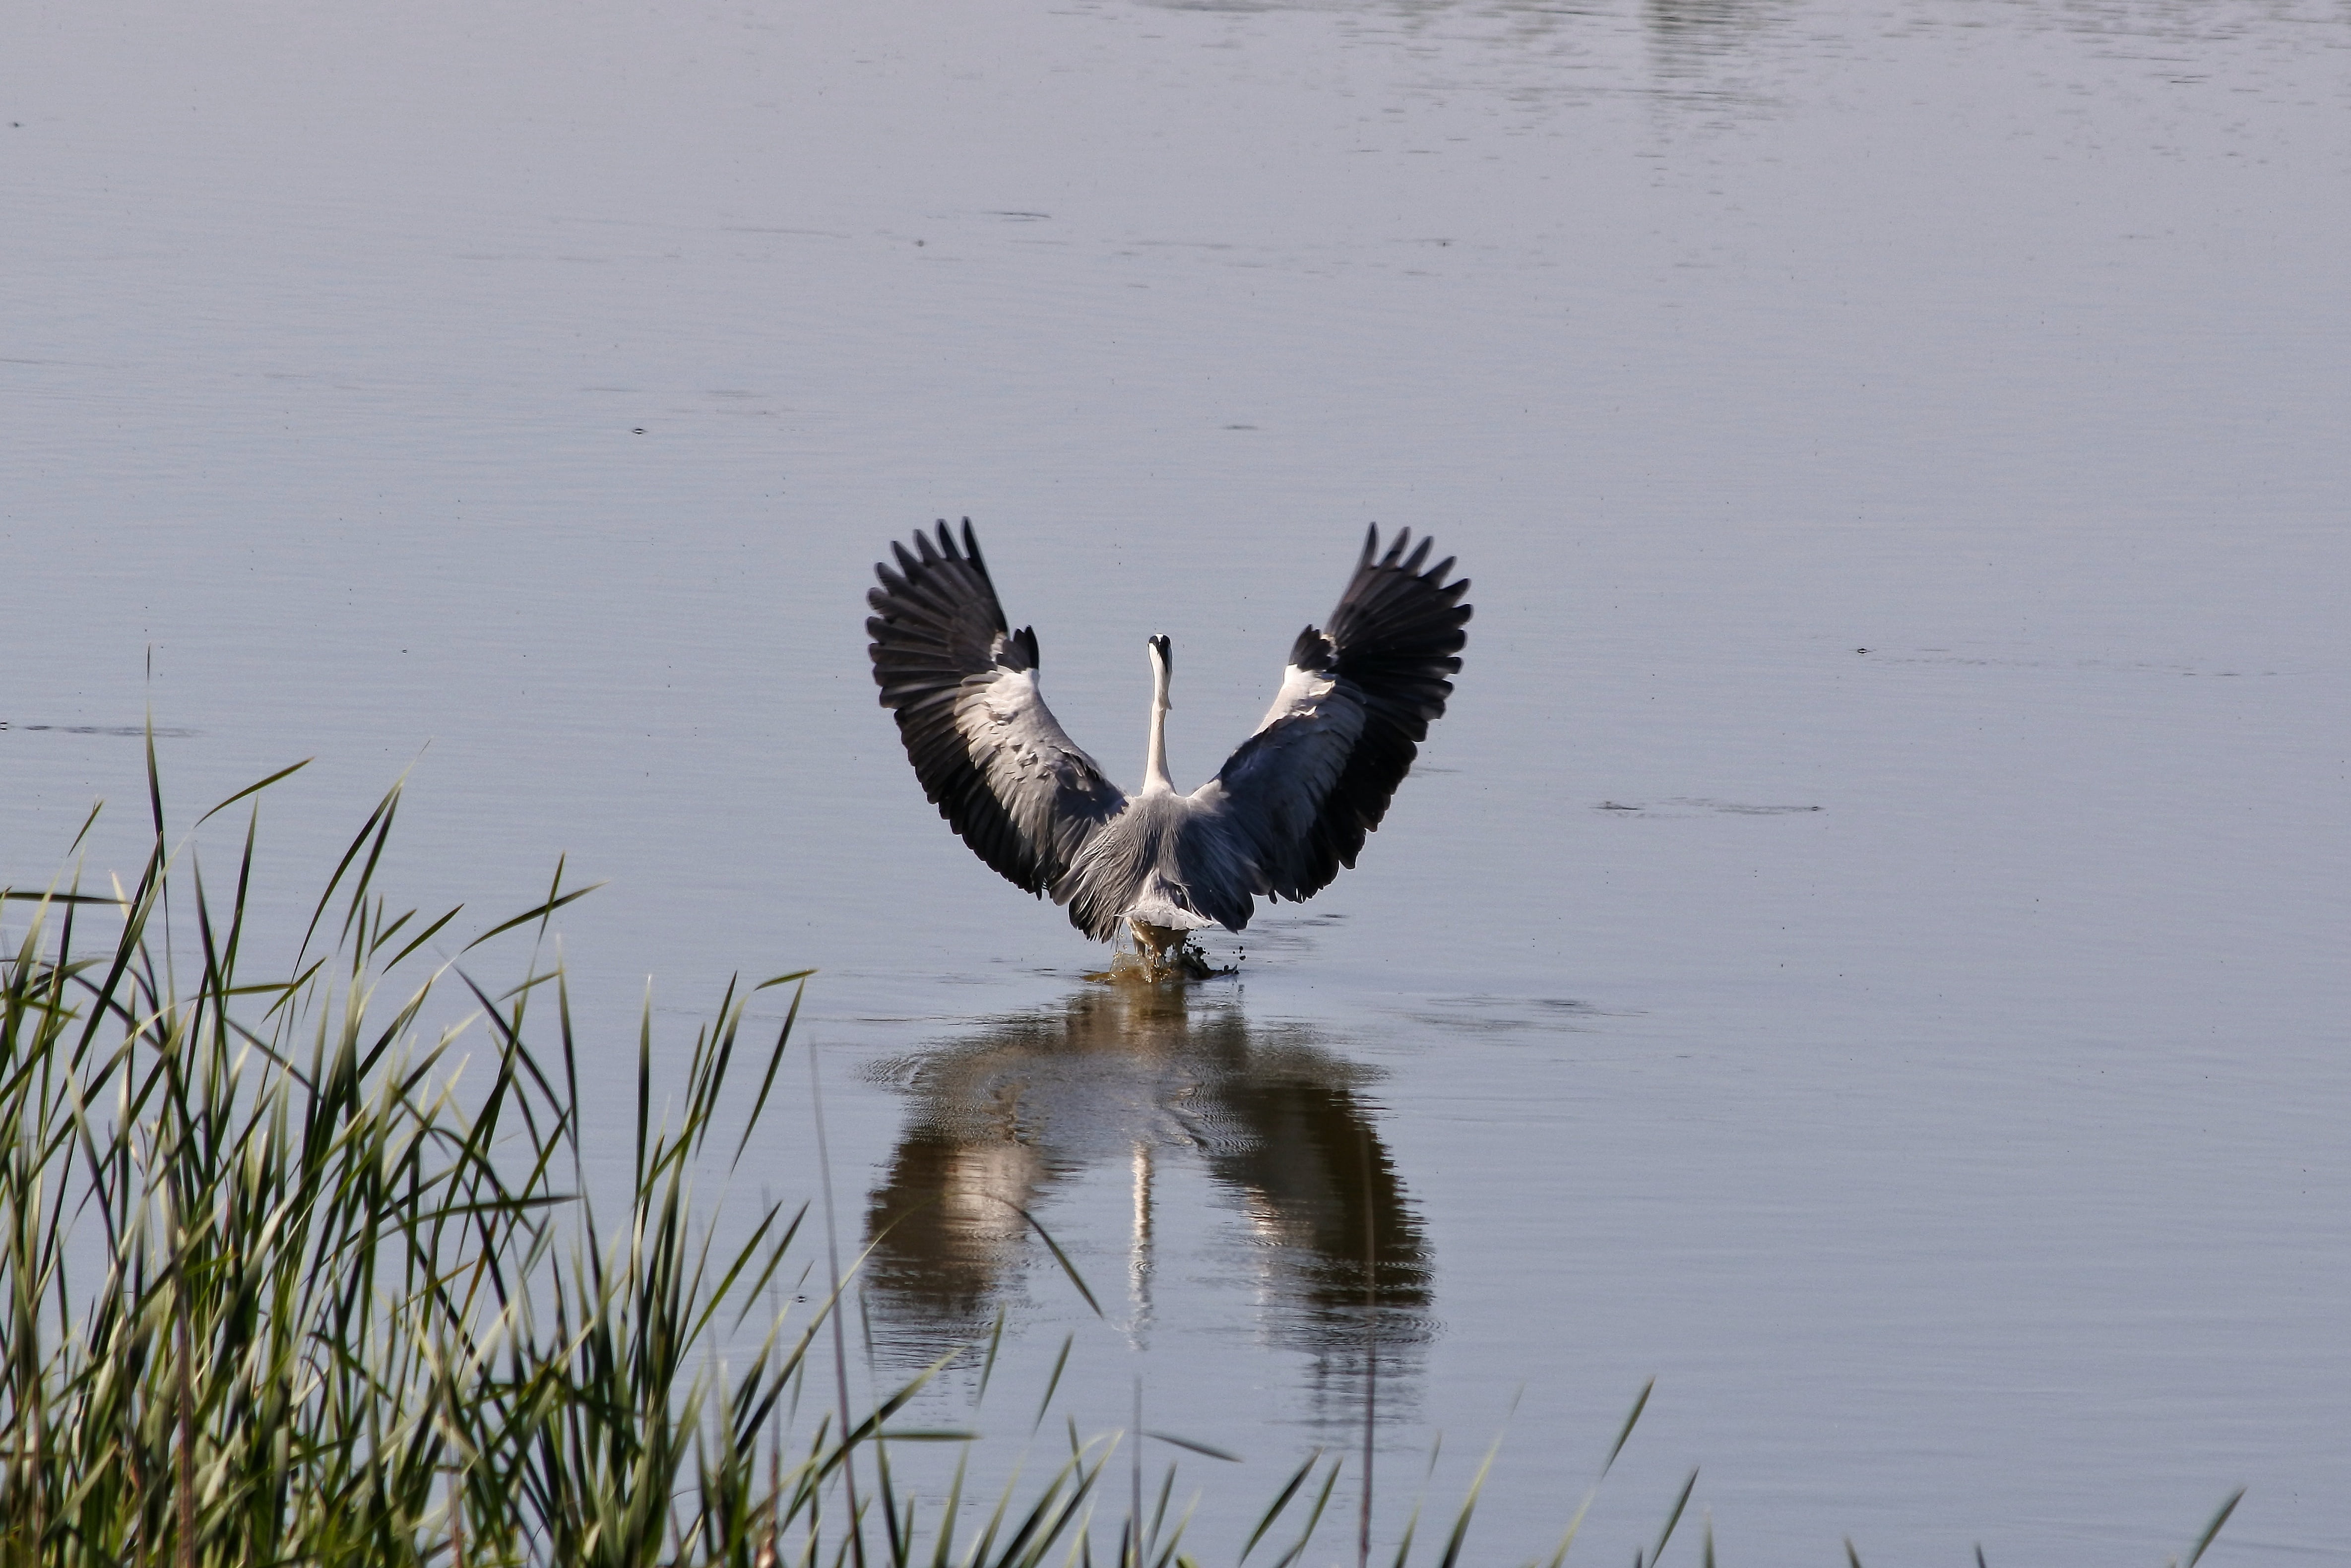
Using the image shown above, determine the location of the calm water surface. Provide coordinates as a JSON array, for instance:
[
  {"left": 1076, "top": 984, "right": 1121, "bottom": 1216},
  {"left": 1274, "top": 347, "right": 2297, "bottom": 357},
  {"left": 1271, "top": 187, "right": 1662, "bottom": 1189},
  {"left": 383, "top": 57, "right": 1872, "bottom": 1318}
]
[{"left": 6, "top": 0, "right": 2349, "bottom": 1560}]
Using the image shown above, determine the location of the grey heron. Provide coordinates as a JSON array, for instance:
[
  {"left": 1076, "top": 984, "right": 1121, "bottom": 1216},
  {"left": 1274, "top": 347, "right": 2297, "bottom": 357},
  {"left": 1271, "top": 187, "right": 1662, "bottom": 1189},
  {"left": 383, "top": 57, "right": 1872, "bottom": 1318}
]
[{"left": 867, "top": 520, "right": 1471, "bottom": 970}]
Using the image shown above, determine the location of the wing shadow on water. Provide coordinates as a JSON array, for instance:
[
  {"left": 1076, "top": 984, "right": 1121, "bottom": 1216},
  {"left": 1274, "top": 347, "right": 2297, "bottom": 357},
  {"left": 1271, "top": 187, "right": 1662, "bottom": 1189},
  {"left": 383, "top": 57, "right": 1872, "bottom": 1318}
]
[{"left": 861, "top": 982, "right": 1431, "bottom": 1414}]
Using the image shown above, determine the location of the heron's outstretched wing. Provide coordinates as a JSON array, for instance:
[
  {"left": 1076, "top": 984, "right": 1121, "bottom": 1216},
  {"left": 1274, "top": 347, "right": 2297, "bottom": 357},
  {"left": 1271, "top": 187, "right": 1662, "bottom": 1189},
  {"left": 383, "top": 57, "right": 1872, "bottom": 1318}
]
[
  {"left": 1190, "top": 526, "right": 1471, "bottom": 906},
  {"left": 869, "top": 520, "right": 1127, "bottom": 894}
]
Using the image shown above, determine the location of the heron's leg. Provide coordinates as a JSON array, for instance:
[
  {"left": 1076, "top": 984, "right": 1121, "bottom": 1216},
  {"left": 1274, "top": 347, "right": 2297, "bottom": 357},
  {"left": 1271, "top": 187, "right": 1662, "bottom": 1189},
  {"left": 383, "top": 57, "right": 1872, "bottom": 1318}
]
[{"left": 1128, "top": 918, "right": 1186, "bottom": 977}]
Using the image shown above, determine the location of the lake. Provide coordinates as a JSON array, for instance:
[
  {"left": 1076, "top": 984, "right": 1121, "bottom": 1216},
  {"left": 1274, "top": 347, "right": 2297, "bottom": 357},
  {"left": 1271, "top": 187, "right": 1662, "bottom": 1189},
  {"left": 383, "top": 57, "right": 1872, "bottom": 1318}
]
[{"left": 5, "top": 0, "right": 2348, "bottom": 1560}]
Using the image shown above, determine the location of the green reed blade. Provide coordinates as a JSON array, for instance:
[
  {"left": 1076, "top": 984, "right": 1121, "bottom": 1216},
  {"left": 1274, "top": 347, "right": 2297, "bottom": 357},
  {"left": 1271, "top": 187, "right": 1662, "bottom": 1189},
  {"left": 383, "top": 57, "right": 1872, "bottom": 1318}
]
[{"left": 2184, "top": 1488, "right": 2244, "bottom": 1568}]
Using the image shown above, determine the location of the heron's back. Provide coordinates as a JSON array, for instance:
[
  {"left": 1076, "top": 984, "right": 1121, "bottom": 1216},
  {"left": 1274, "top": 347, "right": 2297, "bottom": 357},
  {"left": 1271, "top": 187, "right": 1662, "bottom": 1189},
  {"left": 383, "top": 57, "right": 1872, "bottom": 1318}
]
[{"left": 1053, "top": 791, "right": 1257, "bottom": 940}]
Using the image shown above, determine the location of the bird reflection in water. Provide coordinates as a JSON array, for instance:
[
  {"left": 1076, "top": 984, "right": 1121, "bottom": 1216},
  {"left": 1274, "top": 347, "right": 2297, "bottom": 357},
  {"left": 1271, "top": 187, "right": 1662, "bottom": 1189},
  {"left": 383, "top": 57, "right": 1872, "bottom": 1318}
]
[{"left": 861, "top": 983, "right": 1430, "bottom": 1409}]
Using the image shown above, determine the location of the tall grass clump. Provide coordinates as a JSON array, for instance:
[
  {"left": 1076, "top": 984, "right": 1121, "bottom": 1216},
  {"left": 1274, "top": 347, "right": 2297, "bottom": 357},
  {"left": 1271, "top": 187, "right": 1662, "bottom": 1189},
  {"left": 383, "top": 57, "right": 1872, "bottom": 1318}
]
[{"left": 0, "top": 755, "right": 1154, "bottom": 1567}]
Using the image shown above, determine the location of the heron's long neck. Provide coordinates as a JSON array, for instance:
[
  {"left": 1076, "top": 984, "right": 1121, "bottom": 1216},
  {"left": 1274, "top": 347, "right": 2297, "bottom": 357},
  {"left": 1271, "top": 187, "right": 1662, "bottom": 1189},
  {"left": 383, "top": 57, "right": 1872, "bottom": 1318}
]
[{"left": 1142, "top": 657, "right": 1173, "bottom": 795}]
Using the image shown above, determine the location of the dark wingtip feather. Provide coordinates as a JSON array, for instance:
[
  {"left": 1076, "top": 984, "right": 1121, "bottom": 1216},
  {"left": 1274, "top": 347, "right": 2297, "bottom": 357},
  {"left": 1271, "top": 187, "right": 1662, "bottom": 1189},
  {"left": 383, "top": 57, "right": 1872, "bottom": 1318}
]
[{"left": 1287, "top": 625, "right": 1334, "bottom": 672}]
